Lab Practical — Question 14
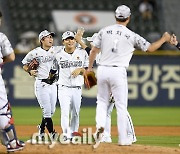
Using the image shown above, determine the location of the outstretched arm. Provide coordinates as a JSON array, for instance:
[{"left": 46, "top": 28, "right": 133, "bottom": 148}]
[
  {"left": 147, "top": 32, "right": 171, "bottom": 52},
  {"left": 88, "top": 46, "right": 100, "bottom": 71}
]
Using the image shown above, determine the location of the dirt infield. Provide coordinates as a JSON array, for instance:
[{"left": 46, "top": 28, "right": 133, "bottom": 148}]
[{"left": 0, "top": 126, "right": 180, "bottom": 154}]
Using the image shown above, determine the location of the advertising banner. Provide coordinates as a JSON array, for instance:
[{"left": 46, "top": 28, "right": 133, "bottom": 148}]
[{"left": 2, "top": 54, "right": 180, "bottom": 106}]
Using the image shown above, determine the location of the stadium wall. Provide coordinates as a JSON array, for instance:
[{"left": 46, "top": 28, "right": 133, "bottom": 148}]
[{"left": 2, "top": 52, "right": 180, "bottom": 107}]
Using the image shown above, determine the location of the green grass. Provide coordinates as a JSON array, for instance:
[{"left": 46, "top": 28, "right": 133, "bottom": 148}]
[
  {"left": 12, "top": 106, "right": 180, "bottom": 126},
  {"left": 113, "top": 136, "right": 180, "bottom": 147},
  {"left": 11, "top": 106, "right": 180, "bottom": 148}
]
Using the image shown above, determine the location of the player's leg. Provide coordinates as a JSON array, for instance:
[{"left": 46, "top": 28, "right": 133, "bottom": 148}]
[
  {"left": 127, "top": 111, "right": 137, "bottom": 143},
  {"left": 58, "top": 86, "right": 72, "bottom": 140},
  {"left": 94, "top": 66, "right": 111, "bottom": 141},
  {"left": 110, "top": 67, "right": 132, "bottom": 145},
  {"left": 70, "top": 87, "right": 82, "bottom": 135},
  {"left": 101, "top": 102, "right": 114, "bottom": 143},
  {"left": 0, "top": 105, "right": 24, "bottom": 152},
  {"left": 35, "top": 81, "right": 55, "bottom": 135},
  {"left": 50, "top": 84, "right": 57, "bottom": 117}
]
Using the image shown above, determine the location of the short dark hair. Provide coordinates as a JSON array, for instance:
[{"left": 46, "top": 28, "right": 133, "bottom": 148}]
[
  {"left": 115, "top": 16, "right": 129, "bottom": 22},
  {"left": 0, "top": 11, "right": 2, "bottom": 17}
]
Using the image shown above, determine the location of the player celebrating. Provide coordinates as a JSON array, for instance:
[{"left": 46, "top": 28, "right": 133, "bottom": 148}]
[
  {"left": 0, "top": 11, "right": 24, "bottom": 152},
  {"left": 22, "top": 30, "right": 58, "bottom": 144},
  {"left": 76, "top": 32, "right": 136, "bottom": 143},
  {"left": 55, "top": 31, "right": 89, "bottom": 142},
  {"left": 88, "top": 5, "right": 171, "bottom": 147}
]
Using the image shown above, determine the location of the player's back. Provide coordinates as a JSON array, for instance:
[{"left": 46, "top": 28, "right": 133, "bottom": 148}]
[{"left": 95, "top": 24, "right": 136, "bottom": 67}]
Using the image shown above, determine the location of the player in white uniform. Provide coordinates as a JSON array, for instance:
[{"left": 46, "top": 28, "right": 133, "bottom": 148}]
[
  {"left": 88, "top": 5, "right": 171, "bottom": 147},
  {"left": 22, "top": 30, "right": 58, "bottom": 142},
  {"left": 77, "top": 32, "right": 136, "bottom": 143},
  {"left": 0, "top": 11, "right": 24, "bottom": 152},
  {"left": 55, "top": 31, "right": 89, "bottom": 141}
]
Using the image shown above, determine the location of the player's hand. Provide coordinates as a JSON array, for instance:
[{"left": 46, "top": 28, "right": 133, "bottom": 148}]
[
  {"left": 87, "top": 68, "right": 93, "bottom": 72},
  {"left": 170, "top": 34, "right": 178, "bottom": 46},
  {"left": 75, "top": 27, "right": 84, "bottom": 43},
  {"left": 71, "top": 68, "right": 84, "bottom": 78},
  {"left": 29, "top": 70, "right": 38, "bottom": 77},
  {"left": 162, "top": 32, "right": 171, "bottom": 42}
]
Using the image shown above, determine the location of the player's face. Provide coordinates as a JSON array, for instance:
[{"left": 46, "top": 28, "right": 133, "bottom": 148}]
[
  {"left": 42, "top": 35, "right": 54, "bottom": 48},
  {"left": 63, "top": 37, "right": 76, "bottom": 49}
]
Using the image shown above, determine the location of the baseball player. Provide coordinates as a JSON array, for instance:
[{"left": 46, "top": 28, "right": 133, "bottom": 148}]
[
  {"left": 76, "top": 32, "right": 136, "bottom": 143},
  {"left": 88, "top": 5, "right": 171, "bottom": 147},
  {"left": 22, "top": 30, "right": 59, "bottom": 143},
  {"left": 170, "top": 34, "right": 180, "bottom": 50},
  {"left": 55, "top": 31, "right": 89, "bottom": 142},
  {"left": 0, "top": 11, "right": 25, "bottom": 152}
]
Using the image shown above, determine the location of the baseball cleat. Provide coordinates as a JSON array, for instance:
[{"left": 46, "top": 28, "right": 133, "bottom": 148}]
[
  {"left": 93, "top": 127, "right": 104, "bottom": 149},
  {"left": 100, "top": 136, "right": 112, "bottom": 143},
  {"left": 6, "top": 139, "right": 24, "bottom": 152}
]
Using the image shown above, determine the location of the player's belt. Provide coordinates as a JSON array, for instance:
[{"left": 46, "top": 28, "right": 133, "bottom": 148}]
[
  {"left": 61, "top": 85, "right": 81, "bottom": 89},
  {"left": 99, "top": 65, "right": 118, "bottom": 67}
]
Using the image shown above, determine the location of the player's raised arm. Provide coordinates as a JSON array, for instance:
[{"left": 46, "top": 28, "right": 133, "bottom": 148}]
[{"left": 147, "top": 32, "right": 171, "bottom": 52}]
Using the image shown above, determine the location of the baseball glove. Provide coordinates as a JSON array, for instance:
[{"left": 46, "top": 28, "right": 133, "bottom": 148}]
[
  {"left": 27, "top": 58, "right": 39, "bottom": 72},
  {"left": 84, "top": 70, "right": 97, "bottom": 89}
]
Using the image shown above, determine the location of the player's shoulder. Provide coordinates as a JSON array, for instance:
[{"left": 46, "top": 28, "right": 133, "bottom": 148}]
[
  {"left": 75, "top": 47, "right": 86, "bottom": 53},
  {"left": 53, "top": 45, "right": 64, "bottom": 53},
  {"left": 0, "top": 32, "right": 8, "bottom": 41}
]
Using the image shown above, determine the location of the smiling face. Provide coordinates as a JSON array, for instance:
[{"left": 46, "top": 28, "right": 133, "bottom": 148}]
[
  {"left": 63, "top": 37, "right": 76, "bottom": 52},
  {"left": 41, "top": 35, "right": 54, "bottom": 50}
]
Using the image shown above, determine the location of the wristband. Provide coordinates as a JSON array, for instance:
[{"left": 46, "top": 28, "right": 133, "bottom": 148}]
[
  {"left": 176, "top": 42, "right": 180, "bottom": 50},
  {"left": 85, "top": 47, "right": 91, "bottom": 55}
]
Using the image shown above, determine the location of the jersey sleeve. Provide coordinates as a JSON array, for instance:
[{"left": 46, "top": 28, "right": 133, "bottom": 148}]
[
  {"left": 92, "top": 29, "right": 103, "bottom": 49},
  {"left": 0, "top": 33, "right": 14, "bottom": 57},
  {"left": 134, "top": 33, "right": 151, "bottom": 52},
  {"left": 21, "top": 51, "right": 34, "bottom": 65}
]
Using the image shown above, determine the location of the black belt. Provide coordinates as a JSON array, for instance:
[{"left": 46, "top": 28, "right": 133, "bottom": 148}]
[
  {"left": 61, "top": 85, "right": 81, "bottom": 89},
  {"left": 41, "top": 79, "right": 52, "bottom": 85},
  {"left": 100, "top": 65, "right": 118, "bottom": 67}
]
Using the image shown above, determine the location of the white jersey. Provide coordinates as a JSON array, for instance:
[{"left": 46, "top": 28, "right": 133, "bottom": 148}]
[
  {"left": 55, "top": 47, "right": 89, "bottom": 87},
  {"left": 22, "top": 46, "right": 61, "bottom": 79},
  {"left": 0, "top": 32, "right": 14, "bottom": 109},
  {"left": 0, "top": 33, "right": 14, "bottom": 70},
  {"left": 93, "top": 24, "right": 151, "bottom": 68}
]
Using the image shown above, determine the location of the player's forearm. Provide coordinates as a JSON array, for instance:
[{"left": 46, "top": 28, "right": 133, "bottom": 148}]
[
  {"left": 147, "top": 32, "right": 170, "bottom": 52},
  {"left": 3, "top": 52, "right": 15, "bottom": 63},
  {"left": 88, "top": 47, "right": 99, "bottom": 69}
]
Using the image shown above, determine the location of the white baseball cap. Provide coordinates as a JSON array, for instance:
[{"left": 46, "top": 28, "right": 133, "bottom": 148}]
[
  {"left": 62, "top": 31, "right": 75, "bottom": 40},
  {"left": 115, "top": 5, "right": 131, "bottom": 19},
  {"left": 38, "top": 30, "right": 55, "bottom": 42},
  {"left": 86, "top": 33, "right": 98, "bottom": 42}
]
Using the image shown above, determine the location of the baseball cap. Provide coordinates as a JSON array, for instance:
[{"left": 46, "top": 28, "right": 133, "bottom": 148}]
[
  {"left": 115, "top": 5, "right": 131, "bottom": 19},
  {"left": 38, "top": 30, "right": 55, "bottom": 41},
  {"left": 62, "top": 31, "right": 75, "bottom": 40},
  {"left": 86, "top": 33, "right": 98, "bottom": 42}
]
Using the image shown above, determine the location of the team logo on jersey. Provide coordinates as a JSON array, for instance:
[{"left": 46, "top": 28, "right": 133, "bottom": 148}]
[
  {"left": 60, "top": 60, "right": 82, "bottom": 68},
  {"left": 77, "top": 56, "right": 80, "bottom": 60}
]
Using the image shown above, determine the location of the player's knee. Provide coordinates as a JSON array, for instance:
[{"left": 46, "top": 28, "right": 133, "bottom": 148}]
[{"left": 0, "top": 116, "right": 10, "bottom": 129}]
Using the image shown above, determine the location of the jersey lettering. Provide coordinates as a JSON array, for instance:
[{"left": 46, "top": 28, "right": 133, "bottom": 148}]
[
  {"left": 106, "top": 30, "right": 112, "bottom": 34},
  {"left": 60, "top": 60, "right": 83, "bottom": 68},
  {"left": 36, "top": 56, "right": 54, "bottom": 63}
]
